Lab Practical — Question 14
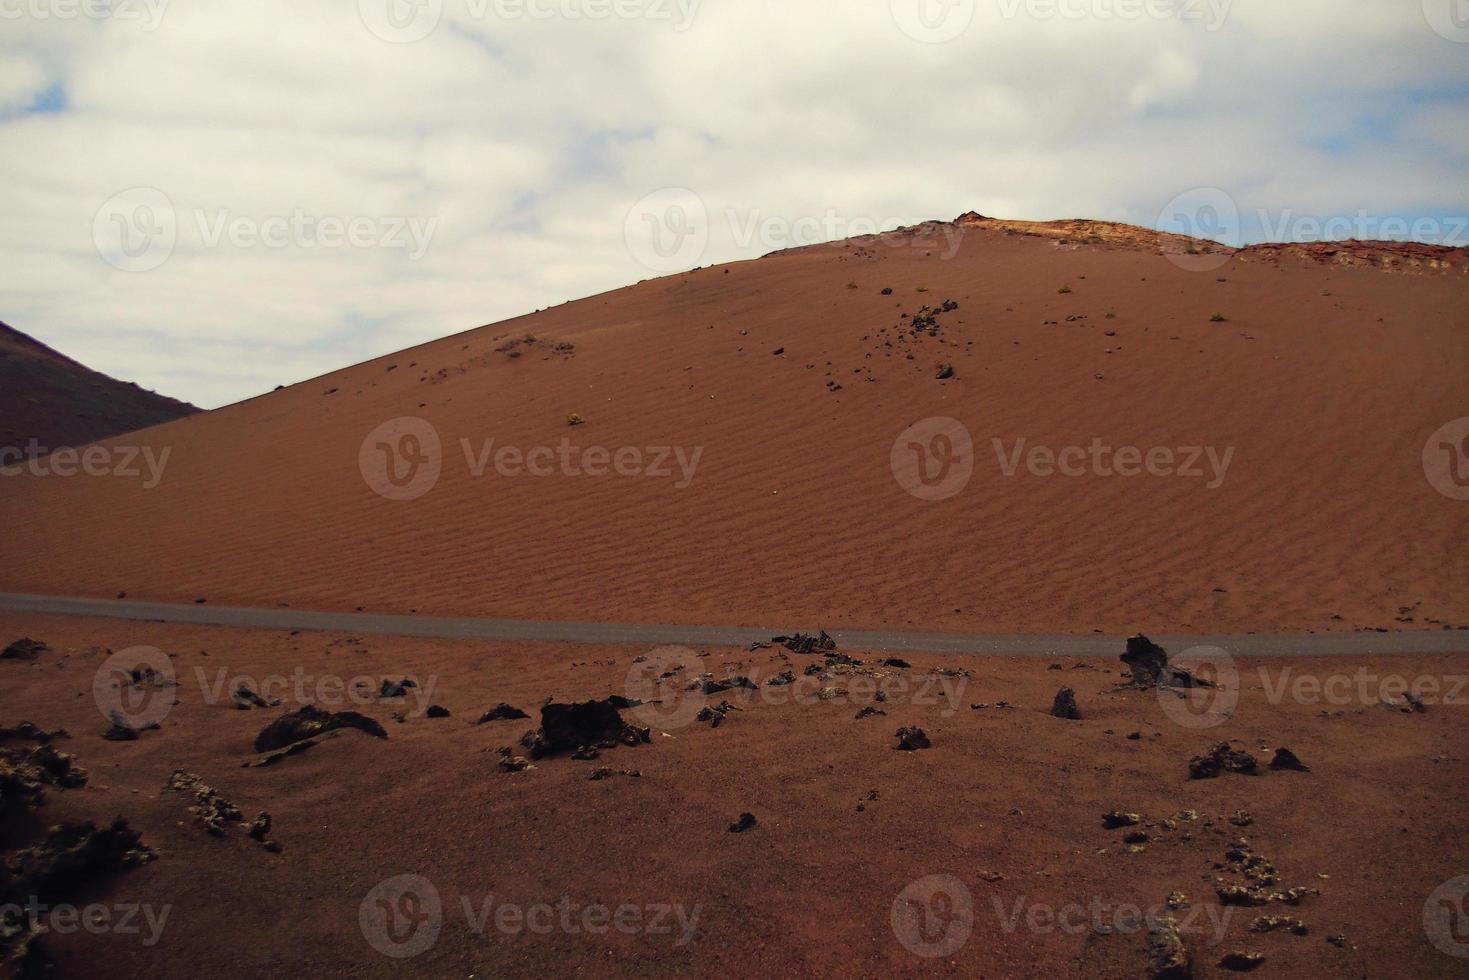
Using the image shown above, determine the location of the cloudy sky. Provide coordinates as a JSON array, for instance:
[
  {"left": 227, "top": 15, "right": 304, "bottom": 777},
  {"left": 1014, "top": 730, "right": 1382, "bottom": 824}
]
[{"left": 2, "top": 0, "right": 1466, "bottom": 408}]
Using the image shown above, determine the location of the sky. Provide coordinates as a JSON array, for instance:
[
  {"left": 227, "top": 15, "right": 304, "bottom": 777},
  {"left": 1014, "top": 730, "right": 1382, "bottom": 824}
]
[{"left": 1, "top": 0, "right": 1466, "bottom": 409}]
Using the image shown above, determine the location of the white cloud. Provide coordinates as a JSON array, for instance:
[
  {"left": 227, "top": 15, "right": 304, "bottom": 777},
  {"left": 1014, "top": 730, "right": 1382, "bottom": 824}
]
[{"left": 0, "top": 0, "right": 1464, "bottom": 407}]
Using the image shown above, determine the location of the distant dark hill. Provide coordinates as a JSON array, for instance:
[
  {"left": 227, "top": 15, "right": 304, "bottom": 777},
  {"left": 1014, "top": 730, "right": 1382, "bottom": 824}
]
[{"left": 0, "top": 321, "right": 198, "bottom": 450}]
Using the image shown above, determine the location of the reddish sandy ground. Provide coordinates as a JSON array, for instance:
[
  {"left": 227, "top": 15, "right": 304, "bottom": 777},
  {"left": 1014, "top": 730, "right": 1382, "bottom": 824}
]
[
  {"left": 3, "top": 613, "right": 1467, "bottom": 978},
  {"left": 1, "top": 220, "right": 1466, "bottom": 635}
]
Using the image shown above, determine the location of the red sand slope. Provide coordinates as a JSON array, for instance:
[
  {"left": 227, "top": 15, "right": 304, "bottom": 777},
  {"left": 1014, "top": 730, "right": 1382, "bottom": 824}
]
[{"left": 1, "top": 217, "right": 1465, "bottom": 635}]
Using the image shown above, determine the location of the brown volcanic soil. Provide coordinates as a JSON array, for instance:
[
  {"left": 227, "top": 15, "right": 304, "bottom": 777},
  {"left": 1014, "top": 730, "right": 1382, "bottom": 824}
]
[
  {"left": 0, "top": 217, "right": 1466, "bottom": 633},
  {"left": 0, "top": 322, "right": 197, "bottom": 450},
  {"left": 2, "top": 614, "right": 1467, "bottom": 978}
]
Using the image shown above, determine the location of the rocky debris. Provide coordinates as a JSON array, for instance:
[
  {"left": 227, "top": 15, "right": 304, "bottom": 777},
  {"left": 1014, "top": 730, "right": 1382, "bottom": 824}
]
[
  {"left": 244, "top": 733, "right": 338, "bottom": 767},
  {"left": 102, "top": 711, "right": 158, "bottom": 742},
  {"left": 1189, "top": 742, "right": 1258, "bottom": 780},
  {"left": 497, "top": 755, "right": 533, "bottom": 773},
  {"left": 1326, "top": 934, "right": 1346, "bottom": 948},
  {"left": 689, "top": 675, "right": 758, "bottom": 695},
  {"left": 1251, "top": 915, "right": 1307, "bottom": 935},
  {"left": 881, "top": 658, "right": 911, "bottom": 669},
  {"left": 379, "top": 678, "right": 417, "bottom": 699},
  {"left": 772, "top": 631, "right": 836, "bottom": 654},
  {"left": 1050, "top": 687, "right": 1080, "bottom": 719},
  {"left": 1145, "top": 915, "right": 1191, "bottom": 979},
  {"left": 231, "top": 684, "right": 281, "bottom": 710},
  {"left": 2, "top": 819, "right": 153, "bottom": 901},
  {"left": 253, "top": 705, "right": 387, "bottom": 753},
  {"left": 571, "top": 745, "right": 600, "bottom": 760},
  {"left": 766, "top": 671, "right": 796, "bottom": 687},
  {"left": 696, "top": 701, "right": 739, "bottom": 727},
  {"left": 1382, "top": 693, "right": 1426, "bottom": 714},
  {"left": 589, "top": 767, "right": 641, "bottom": 781},
  {"left": 1166, "top": 892, "right": 1189, "bottom": 910},
  {"left": 1121, "top": 634, "right": 1215, "bottom": 690},
  {"left": 1103, "top": 811, "right": 1142, "bottom": 829},
  {"left": 1218, "top": 951, "right": 1265, "bottom": 971},
  {"left": 1122, "top": 635, "right": 1169, "bottom": 685},
  {"left": 519, "top": 698, "right": 650, "bottom": 759},
  {"left": 248, "top": 812, "right": 282, "bottom": 852},
  {"left": 854, "top": 706, "right": 886, "bottom": 719},
  {"left": 0, "top": 735, "right": 88, "bottom": 820},
  {"left": 166, "top": 770, "right": 243, "bottom": 836},
  {"left": 0, "top": 818, "right": 153, "bottom": 972},
  {"left": 1229, "top": 810, "right": 1253, "bottom": 827},
  {"left": 1, "top": 639, "right": 47, "bottom": 661},
  {"left": 728, "top": 812, "right": 757, "bottom": 833},
  {"left": 894, "top": 726, "right": 930, "bottom": 751},
  {"left": 935, "top": 363, "right": 955, "bottom": 380},
  {"left": 477, "top": 703, "right": 530, "bottom": 724},
  {"left": 0, "top": 723, "right": 66, "bottom": 746},
  {"left": 1269, "top": 748, "right": 1310, "bottom": 772},
  {"left": 426, "top": 705, "right": 451, "bottom": 718}
]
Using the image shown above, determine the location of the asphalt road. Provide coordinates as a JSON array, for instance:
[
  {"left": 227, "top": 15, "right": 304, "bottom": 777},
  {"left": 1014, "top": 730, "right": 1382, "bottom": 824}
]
[{"left": 2, "top": 592, "right": 1465, "bottom": 657}]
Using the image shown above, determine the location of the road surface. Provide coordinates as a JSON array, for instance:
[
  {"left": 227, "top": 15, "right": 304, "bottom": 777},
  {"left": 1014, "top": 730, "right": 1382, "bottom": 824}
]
[{"left": 2, "top": 592, "right": 1465, "bottom": 657}]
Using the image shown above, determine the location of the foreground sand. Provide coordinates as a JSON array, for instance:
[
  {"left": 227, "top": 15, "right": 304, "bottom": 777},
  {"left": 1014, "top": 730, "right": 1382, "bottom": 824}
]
[{"left": 3, "top": 613, "right": 1467, "bottom": 978}]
